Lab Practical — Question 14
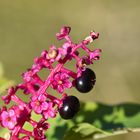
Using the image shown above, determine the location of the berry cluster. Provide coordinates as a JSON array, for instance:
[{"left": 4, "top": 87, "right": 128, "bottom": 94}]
[{"left": 0, "top": 26, "right": 101, "bottom": 140}]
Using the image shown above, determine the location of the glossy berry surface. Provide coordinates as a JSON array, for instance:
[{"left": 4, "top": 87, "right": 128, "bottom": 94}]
[
  {"left": 83, "top": 68, "right": 96, "bottom": 85},
  {"left": 59, "top": 96, "right": 80, "bottom": 119},
  {"left": 75, "top": 68, "right": 96, "bottom": 93}
]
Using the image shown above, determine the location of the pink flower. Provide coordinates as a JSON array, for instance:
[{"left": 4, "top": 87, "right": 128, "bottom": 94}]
[
  {"left": 61, "top": 42, "right": 74, "bottom": 56},
  {"left": 46, "top": 45, "right": 62, "bottom": 63},
  {"left": 51, "top": 72, "right": 72, "bottom": 93},
  {"left": 17, "top": 83, "right": 30, "bottom": 95},
  {"left": 1, "top": 109, "right": 17, "bottom": 130},
  {"left": 83, "top": 31, "right": 99, "bottom": 45},
  {"left": 2, "top": 87, "right": 15, "bottom": 104},
  {"left": 76, "top": 49, "right": 101, "bottom": 71},
  {"left": 22, "top": 70, "right": 33, "bottom": 82},
  {"left": 90, "top": 31, "right": 99, "bottom": 40},
  {"left": 56, "top": 26, "right": 71, "bottom": 40},
  {"left": 43, "top": 102, "right": 56, "bottom": 119},
  {"left": 33, "top": 121, "right": 49, "bottom": 140},
  {"left": 34, "top": 56, "right": 50, "bottom": 68},
  {"left": 30, "top": 95, "right": 48, "bottom": 114},
  {"left": 33, "top": 127, "right": 46, "bottom": 140},
  {"left": 76, "top": 57, "right": 88, "bottom": 76},
  {"left": 89, "top": 49, "right": 101, "bottom": 61}
]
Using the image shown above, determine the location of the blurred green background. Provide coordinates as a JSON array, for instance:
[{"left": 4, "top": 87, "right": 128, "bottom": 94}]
[{"left": 0, "top": 0, "right": 140, "bottom": 139}]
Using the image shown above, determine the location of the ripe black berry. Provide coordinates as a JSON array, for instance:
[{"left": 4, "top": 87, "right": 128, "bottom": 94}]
[
  {"left": 59, "top": 96, "right": 80, "bottom": 119},
  {"left": 75, "top": 68, "right": 96, "bottom": 93},
  {"left": 83, "top": 68, "right": 96, "bottom": 85}
]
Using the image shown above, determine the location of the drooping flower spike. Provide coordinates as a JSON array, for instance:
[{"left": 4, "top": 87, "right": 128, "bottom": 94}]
[{"left": 0, "top": 26, "right": 101, "bottom": 139}]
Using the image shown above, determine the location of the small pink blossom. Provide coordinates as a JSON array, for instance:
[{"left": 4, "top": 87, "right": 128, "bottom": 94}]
[
  {"left": 61, "top": 42, "right": 76, "bottom": 58},
  {"left": 83, "top": 31, "right": 99, "bottom": 45},
  {"left": 22, "top": 70, "right": 33, "bottom": 82},
  {"left": 41, "top": 50, "right": 48, "bottom": 58},
  {"left": 89, "top": 49, "right": 101, "bottom": 61},
  {"left": 90, "top": 31, "right": 99, "bottom": 40},
  {"left": 30, "top": 95, "right": 48, "bottom": 114},
  {"left": 31, "top": 64, "right": 42, "bottom": 74},
  {"left": 51, "top": 72, "right": 72, "bottom": 93},
  {"left": 56, "top": 26, "right": 71, "bottom": 40},
  {"left": 33, "top": 128, "right": 47, "bottom": 140},
  {"left": 17, "top": 83, "right": 30, "bottom": 95},
  {"left": 46, "top": 45, "right": 62, "bottom": 63},
  {"left": 76, "top": 49, "right": 101, "bottom": 70},
  {"left": 2, "top": 87, "right": 15, "bottom": 104},
  {"left": 43, "top": 102, "right": 56, "bottom": 119},
  {"left": 1, "top": 109, "right": 17, "bottom": 130},
  {"left": 34, "top": 56, "right": 50, "bottom": 68},
  {"left": 33, "top": 121, "right": 49, "bottom": 140},
  {"left": 12, "top": 105, "right": 26, "bottom": 119},
  {"left": 62, "top": 42, "right": 71, "bottom": 50},
  {"left": 76, "top": 57, "right": 88, "bottom": 76}
]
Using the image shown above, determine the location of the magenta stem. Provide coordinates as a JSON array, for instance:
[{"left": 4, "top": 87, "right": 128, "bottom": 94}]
[
  {"left": 11, "top": 95, "right": 27, "bottom": 108},
  {"left": 46, "top": 94, "right": 61, "bottom": 105},
  {"left": 37, "top": 43, "right": 83, "bottom": 95},
  {"left": 20, "top": 129, "right": 33, "bottom": 137},
  {"left": 61, "top": 67, "right": 77, "bottom": 78},
  {"left": 29, "top": 119, "right": 37, "bottom": 127},
  {"left": 82, "top": 44, "right": 91, "bottom": 53},
  {"left": 71, "top": 53, "right": 81, "bottom": 62},
  {"left": 33, "top": 74, "right": 44, "bottom": 85},
  {"left": 26, "top": 83, "right": 37, "bottom": 95},
  {"left": 12, "top": 126, "right": 21, "bottom": 137}
]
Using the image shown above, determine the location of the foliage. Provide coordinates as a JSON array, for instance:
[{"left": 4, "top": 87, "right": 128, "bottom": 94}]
[{"left": 47, "top": 102, "right": 140, "bottom": 140}]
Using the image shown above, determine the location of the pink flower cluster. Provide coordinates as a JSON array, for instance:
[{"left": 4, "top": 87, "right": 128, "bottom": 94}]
[{"left": 0, "top": 26, "right": 101, "bottom": 140}]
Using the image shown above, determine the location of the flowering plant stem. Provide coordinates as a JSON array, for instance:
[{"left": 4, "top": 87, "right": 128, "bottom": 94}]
[{"left": 0, "top": 26, "right": 101, "bottom": 140}]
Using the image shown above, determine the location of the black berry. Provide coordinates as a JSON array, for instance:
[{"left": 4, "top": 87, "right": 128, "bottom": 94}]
[
  {"left": 83, "top": 68, "right": 96, "bottom": 85},
  {"left": 59, "top": 96, "right": 80, "bottom": 119},
  {"left": 75, "top": 68, "right": 96, "bottom": 93}
]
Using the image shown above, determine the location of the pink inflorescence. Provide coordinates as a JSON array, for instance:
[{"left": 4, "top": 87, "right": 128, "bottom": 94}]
[{"left": 0, "top": 26, "right": 101, "bottom": 140}]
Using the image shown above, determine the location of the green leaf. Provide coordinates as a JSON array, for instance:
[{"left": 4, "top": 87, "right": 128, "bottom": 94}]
[
  {"left": 46, "top": 114, "right": 70, "bottom": 140},
  {"left": 45, "top": 102, "right": 140, "bottom": 140},
  {"left": 63, "top": 102, "right": 140, "bottom": 140},
  {"left": 64, "top": 123, "right": 110, "bottom": 140}
]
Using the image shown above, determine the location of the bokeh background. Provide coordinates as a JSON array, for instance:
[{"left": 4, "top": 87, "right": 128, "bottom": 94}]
[{"left": 0, "top": 0, "right": 140, "bottom": 139}]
